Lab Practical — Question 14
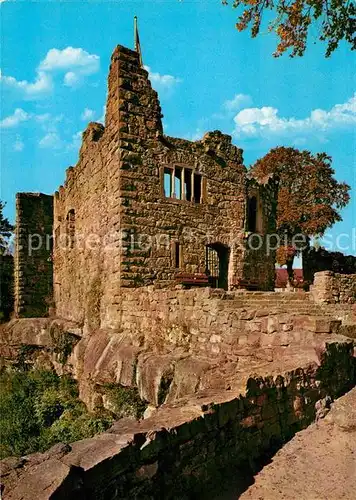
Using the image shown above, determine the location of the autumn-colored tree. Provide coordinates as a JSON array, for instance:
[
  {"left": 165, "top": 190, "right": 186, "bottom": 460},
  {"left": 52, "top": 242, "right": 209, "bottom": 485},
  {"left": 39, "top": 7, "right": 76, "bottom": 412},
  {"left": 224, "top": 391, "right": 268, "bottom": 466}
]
[
  {"left": 250, "top": 147, "right": 350, "bottom": 283},
  {"left": 223, "top": 0, "right": 355, "bottom": 57}
]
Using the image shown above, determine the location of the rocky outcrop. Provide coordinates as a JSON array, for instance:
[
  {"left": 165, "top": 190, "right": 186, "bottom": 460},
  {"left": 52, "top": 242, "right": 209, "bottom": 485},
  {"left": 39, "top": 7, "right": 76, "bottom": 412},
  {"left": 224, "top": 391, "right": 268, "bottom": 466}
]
[
  {"left": 240, "top": 387, "right": 356, "bottom": 500},
  {"left": 1, "top": 290, "right": 355, "bottom": 412}
]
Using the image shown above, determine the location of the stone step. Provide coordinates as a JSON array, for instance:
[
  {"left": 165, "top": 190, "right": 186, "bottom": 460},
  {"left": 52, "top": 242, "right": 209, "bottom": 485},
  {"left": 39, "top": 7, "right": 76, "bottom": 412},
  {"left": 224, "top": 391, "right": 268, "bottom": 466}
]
[
  {"left": 235, "top": 304, "right": 328, "bottom": 314},
  {"left": 241, "top": 315, "right": 342, "bottom": 335},
  {"left": 233, "top": 292, "right": 313, "bottom": 301}
]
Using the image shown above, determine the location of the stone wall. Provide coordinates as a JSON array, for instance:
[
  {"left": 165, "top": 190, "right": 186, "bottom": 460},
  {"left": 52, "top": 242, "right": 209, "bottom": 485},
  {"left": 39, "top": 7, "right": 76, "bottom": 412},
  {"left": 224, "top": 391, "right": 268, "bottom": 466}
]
[
  {"left": 311, "top": 271, "right": 356, "bottom": 304},
  {"left": 2, "top": 339, "right": 355, "bottom": 499},
  {"left": 52, "top": 44, "right": 277, "bottom": 332},
  {"left": 118, "top": 287, "right": 339, "bottom": 359},
  {"left": 2, "top": 290, "right": 351, "bottom": 413},
  {"left": 14, "top": 193, "right": 53, "bottom": 318},
  {"left": 72, "top": 288, "right": 348, "bottom": 410}
]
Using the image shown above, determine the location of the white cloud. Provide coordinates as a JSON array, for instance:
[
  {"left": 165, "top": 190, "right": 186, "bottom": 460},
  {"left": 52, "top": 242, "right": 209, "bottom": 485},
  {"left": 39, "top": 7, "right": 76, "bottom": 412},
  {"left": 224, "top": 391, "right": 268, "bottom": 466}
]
[
  {"left": 144, "top": 65, "right": 182, "bottom": 90},
  {"left": 63, "top": 72, "right": 79, "bottom": 87},
  {"left": 223, "top": 94, "right": 252, "bottom": 112},
  {"left": 233, "top": 94, "right": 356, "bottom": 138},
  {"left": 13, "top": 136, "right": 24, "bottom": 152},
  {"left": 0, "top": 70, "right": 52, "bottom": 99},
  {"left": 81, "top": 108, "right": 95, "bottom": 121},
  {"left": 0, "top": 108, "right": 29, "bottom": 128},
  {"left": 39, "top": 47, "right": 99, "bottom": 73},
  {"left": 98, "top": 104, "right": 106, "bottom": 125},
  {"left": 39, "top": 132, "right": 63, "bottom": 149},
  {"left": 34, "top": 113, "right": 51, "bottom": 123},
  {"left": 0, "top": 46, "right": 100, "bottom": 98},
  {"left": 39, "top": 47, "right": 100, "bottom": 88}
]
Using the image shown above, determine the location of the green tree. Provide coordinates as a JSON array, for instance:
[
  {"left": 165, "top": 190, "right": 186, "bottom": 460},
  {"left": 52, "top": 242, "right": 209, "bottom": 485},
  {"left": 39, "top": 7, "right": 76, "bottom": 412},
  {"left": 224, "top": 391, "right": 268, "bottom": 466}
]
[
  {"left": 224, "top": 0, "right": 355, "bottom": 57},
  {"left": 0, "top": 369, "right": 113, "bottom": 459},
  {"left": 0, "top": 201, "right": 14, "bottom": 321},
  {"left": 250, "top": 147, "right": 350, "bottom": 283}
]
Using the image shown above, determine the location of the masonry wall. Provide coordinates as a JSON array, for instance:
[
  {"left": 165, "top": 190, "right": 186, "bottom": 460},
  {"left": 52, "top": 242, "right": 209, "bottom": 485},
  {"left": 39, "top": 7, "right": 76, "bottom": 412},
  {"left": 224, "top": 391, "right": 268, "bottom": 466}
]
[
  {"left": 53, "top": 121, "right": 114, "bottom": 329},
  {"left": 82, "top": 343, "right": 354, "bottom": 500},
  {"left": 116, "top": 287, "right": 340, "bottom": 363},
  {"left": 311, "top": 271, "right": 356, "bottom": 304},
  {"left": 119, "top": 131, "right": 245, "bottom": 288},
  {"left": 14, "top": 193, "right": 53, "bottom": 318}
]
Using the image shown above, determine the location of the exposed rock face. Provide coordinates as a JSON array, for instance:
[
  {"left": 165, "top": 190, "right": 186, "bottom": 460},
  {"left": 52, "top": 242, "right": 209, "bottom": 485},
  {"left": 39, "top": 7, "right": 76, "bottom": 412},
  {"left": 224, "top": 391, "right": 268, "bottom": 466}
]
[
  {"left": 2, "top": 290, "right": 355, "bottom": 411},
  {"left": 1, "top": 341, "right": 355, "bottom": 499},
  {"left": 240, "top": 388, "right": 356, "bottom": 500},
  {"left": 0, "top": 318, "right": 81, "bottom": 375}
]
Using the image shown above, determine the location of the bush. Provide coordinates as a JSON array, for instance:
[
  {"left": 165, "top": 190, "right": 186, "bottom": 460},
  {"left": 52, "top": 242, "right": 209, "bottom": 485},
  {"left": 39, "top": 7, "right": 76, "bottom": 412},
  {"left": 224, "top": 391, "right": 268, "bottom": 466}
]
[
  {"left": 0, "top": 369, "right": 113, "bottom": 459},
  {"left": 104, "top": 384, "right": 147, "bottom": 419}
]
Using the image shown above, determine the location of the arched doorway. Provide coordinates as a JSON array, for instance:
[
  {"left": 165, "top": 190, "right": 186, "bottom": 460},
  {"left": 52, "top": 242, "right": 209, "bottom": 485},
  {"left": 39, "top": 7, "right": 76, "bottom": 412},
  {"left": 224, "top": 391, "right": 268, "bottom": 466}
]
[{"left": 205, "top": 243, "right": 229, "bottom": 290}]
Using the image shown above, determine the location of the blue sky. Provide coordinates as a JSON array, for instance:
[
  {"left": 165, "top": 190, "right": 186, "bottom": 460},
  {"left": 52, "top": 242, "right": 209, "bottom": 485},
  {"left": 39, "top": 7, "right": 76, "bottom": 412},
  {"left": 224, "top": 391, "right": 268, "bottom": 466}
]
[{"left": 1, "top": 0, "right": 355, "bottom": 255}]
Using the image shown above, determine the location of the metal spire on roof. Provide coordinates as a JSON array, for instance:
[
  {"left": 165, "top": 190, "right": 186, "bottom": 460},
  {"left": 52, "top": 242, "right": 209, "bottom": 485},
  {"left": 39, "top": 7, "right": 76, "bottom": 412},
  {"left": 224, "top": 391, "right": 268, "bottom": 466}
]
[{"left": 134, "top": 16, "right": 143, "bottom": 67}]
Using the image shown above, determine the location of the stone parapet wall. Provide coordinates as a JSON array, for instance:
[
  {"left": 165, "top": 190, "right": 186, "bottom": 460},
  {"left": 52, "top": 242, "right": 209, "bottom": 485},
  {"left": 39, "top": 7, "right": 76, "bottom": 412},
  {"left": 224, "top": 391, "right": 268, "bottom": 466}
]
[
  {"left": 118, "top": 287, "right": 340, "bottom": 358},
  {"left": 2, "top": 339, "right": 355, "bottom": 499},
  {"left": 311, "top": 271, "right": 356, "bottom": 304},
  {"left": 14, "top": 193, "right": 53, "bottom": 318}
]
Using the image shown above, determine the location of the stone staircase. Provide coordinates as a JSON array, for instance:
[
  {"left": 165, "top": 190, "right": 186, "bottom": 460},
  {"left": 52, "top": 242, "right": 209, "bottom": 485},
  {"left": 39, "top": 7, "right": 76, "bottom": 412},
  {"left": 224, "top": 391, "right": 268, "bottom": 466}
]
[
  {"left": 232, "top": 291, "right": 332, "bottom": 314},
  {"left": 229, "top": 291, "right": 349, "bottom": 335}
]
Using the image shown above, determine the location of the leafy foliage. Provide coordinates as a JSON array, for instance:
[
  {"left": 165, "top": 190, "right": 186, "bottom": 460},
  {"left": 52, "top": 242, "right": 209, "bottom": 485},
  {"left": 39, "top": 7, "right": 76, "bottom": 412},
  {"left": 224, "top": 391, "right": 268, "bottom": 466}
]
[
  {"left": 251, "top": 147, "right": 350, "bottom": 281},
  {"left": 0, "top": 369, "right": 113, "bottom": 459},
  {"left": 0, "top": 201, "right": 13, "bottom": 254},
  {"left": 0, "top": 201, "right": 14, "bottom": 321},
  {"left": 104, "top": 384, "right": 147, "bottom": 419},
  {"left": 252, "top": 147, "right": 350, "bottom": 237},
  {"left": 224, "top": 0, "right": 356, "bottom": 57}
]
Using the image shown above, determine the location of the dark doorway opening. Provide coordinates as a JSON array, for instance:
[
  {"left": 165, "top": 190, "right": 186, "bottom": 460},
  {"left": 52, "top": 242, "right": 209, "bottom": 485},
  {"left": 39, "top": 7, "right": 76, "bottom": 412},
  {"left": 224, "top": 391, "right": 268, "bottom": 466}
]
[{"left": 205, "top": 243, "right": 229, "bottom": 290}]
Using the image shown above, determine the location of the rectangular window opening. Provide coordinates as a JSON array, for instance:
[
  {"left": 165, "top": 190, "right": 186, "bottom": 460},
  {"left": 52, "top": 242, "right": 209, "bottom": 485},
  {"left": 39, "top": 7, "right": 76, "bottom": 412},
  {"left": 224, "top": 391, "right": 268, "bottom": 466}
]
[
  {"left": 174, "top": 167, "right": 182, "bottom": 200},
  {"left": 193, "top": 173, "right": 202, "bottom": 203},
  {"left": 163, "top": 166, "right": 204, "bottom": 204},
  {"left": 184, "top": 169, "right": 192, "bottom": 201},
  {"left": 175, "top": 242, "right": 180, "bottom": 268},
  {"left": 164, "top": 168, "right": 172, "bottom": 198}
]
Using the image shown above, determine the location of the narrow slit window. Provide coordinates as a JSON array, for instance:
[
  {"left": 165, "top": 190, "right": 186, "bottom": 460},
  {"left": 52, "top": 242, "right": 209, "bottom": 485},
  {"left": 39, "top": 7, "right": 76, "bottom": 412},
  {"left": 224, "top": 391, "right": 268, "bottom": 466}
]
[
  {"left": 175, "top": 242, "right": 180, "bottom": 268},
  {"left": 174, "top": 167, "right": 182, "bottom": 199},
  {"left": 193, "top": 173, "right": 202, "bottom": 203},
  {"left": 247, "top": 196, "right": 257, "bottom": 232},
  {"left": 184, "top": 169, "right": 192, "bottom": 201},
  {"left": 164, "top": 168, "right": 172, "bottom": 198},
  {"left": 66, "top": 209, "right": 75, "bottom": 249}
]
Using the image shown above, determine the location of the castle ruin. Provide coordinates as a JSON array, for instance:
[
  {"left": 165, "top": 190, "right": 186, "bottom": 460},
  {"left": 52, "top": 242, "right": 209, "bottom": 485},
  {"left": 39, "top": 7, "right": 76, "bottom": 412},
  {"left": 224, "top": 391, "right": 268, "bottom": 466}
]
[
  {"left": 14, "top": 44, "right": 278, "bottom": 326},
  {"left": 4, "top": 34, "right": 356, "bottom": 500}
]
